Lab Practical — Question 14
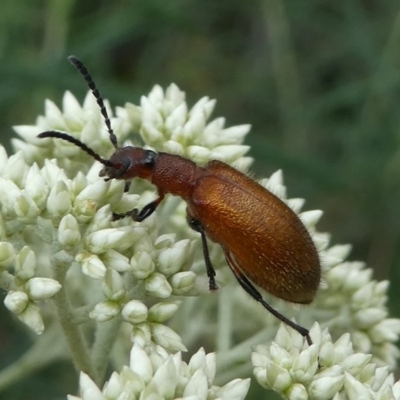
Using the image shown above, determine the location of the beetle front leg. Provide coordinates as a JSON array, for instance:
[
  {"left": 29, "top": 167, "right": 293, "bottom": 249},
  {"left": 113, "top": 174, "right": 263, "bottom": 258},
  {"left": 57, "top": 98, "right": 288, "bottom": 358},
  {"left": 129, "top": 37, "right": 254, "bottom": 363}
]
[
  {"left": 187, "top": 216, "right": 218, "bottom": 291},
  {"left": 112, "top": 193, "right": 165, "bottom": 222}
]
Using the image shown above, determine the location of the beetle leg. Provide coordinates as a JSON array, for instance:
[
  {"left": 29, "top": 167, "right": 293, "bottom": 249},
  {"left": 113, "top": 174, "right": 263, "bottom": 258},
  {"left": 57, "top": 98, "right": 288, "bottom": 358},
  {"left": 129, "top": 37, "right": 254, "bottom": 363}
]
[
  {"left": 187, "top": 217, "right": 218, "bottom": 291},
  {"left": 124, "top": 181, "right": 131, "bottom": 193},
  {"left": 112, "top": 194, "right": 165, "bottom": 222},
  {"left": 225, "top": 251, "right": 313, "bottom": 346}
]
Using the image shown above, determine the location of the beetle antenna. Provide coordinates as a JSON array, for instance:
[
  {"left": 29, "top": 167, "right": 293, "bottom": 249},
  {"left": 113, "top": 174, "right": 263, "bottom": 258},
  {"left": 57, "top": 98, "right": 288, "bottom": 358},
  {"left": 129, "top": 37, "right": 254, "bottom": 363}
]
[
  {"left": 38, "top": 131, "right": 116, "bottom": 167},
  {"left": 68, "top": 55, "right": 119, "bottom": 149}
]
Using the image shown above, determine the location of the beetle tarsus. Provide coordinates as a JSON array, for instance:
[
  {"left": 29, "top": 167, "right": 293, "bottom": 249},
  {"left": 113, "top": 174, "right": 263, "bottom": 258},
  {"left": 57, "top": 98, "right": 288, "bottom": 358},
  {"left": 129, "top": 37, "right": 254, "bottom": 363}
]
[{"left": 111, "top": 209, "right": 139, "bottom": 221}]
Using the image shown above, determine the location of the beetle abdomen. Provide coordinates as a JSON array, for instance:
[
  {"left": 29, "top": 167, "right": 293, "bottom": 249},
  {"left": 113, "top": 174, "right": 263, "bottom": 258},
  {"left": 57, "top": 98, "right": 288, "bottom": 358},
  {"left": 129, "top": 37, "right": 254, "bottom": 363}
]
[{"left": 187, "top": 160, "right": 321, "bottom": 304}]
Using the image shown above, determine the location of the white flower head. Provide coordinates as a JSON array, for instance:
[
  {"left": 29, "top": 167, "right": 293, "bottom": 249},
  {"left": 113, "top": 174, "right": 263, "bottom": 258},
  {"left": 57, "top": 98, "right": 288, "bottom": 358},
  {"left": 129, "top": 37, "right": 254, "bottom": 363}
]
[
  {"left": 252, "top": 322, "right": 400, "bottom": 399},
  {"left": 71, "top": 345, "right": 250, "bottom": 400}
]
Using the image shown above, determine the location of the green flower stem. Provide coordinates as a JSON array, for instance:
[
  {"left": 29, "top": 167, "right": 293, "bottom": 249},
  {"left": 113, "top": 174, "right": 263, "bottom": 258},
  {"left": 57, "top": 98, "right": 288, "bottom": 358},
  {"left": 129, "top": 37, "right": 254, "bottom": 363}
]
[
  {"left": 216, "top": 327, "right": 273, "bottom": 385},
  {"left": 216, "top": 288, "right": 233, "bottom": 352},
  {"left": 0, "top": 325, "right": 66, "bottom": 391},
  {"left": 52, "top": 256, "right": 93, "bottom": 378},
  {"left": 91, "top": 316, "right": 122, "bottom": 385}
]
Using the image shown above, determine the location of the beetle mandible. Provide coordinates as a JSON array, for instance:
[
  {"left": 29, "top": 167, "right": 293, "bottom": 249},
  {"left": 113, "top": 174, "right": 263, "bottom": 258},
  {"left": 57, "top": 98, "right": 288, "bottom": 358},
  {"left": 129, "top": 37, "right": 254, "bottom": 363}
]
[{"left": 38, "top": 56, "right": 321, "bottom": 345}]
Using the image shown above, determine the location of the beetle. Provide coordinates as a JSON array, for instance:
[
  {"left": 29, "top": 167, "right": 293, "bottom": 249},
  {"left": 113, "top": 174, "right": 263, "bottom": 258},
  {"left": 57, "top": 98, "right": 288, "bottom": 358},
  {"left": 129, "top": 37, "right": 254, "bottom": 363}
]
[{"left": 38, "top": 56, "right": 320, "bottom": 345}]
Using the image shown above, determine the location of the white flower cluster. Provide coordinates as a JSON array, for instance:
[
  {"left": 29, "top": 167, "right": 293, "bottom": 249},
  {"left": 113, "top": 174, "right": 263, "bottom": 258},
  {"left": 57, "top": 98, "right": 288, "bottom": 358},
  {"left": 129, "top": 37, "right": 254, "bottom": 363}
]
[
  {"left": 0, "top": 80, "right": 398, "bottom": 399},
  {"left": 253, "top": 322, "right": 400, "bottom": 399},
  {"left": 312, "top": 243, "right": 400, "bottom": 369},
  {"left": 69, "top": 345, "right": 250, "bottom": 400},
  {"left": 0, "top": 83, "right": 253, "bottom": 396}
]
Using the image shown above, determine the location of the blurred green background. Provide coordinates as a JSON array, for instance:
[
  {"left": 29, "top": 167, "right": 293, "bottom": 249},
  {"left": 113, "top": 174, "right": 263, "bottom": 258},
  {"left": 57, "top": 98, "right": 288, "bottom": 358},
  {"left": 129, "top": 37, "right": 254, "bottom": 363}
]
[{"left": 1, "top": 0, "right": 400, "bottom": 398}]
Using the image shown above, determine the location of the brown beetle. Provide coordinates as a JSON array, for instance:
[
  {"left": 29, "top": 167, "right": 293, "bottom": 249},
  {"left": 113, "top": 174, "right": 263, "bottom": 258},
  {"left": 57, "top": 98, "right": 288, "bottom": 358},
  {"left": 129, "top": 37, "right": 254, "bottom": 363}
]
[{"left": 39, "top": 56, "right": 320, "bottom": 345}]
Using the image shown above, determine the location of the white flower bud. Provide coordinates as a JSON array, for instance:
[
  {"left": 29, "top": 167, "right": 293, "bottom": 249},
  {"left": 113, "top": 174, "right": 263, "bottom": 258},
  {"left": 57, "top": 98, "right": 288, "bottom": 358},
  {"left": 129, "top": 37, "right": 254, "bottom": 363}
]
[
  {"left": 182, "top": 112, "right": 206, "bottom": 142},
  {"left": 0, "top": 242, "right": 16, "bottom": 268},
  {"left": 141, "top": 123, "right": 164, "bottom": 145},
  {"left": 148, "top": 301, "right": 181, "bottom": 323},
  {"left": 122, "top": 300, "right": 148, "bottom": 324},
  {"left": 369, "top": 319, "right": 400, "bottom": 343},
  {"left": 74, "top": 180, "right": 108, "bottom": 207},
  {"left": 3, "top": 152, "right": 28, "bottom": 186},
  {"left": 150, "top": 358, "right": 178, "bottom": 399},
  {"left": 77, "top": 372, "right": 103, "bottom": 400},
  {"left": 141, "top": 96, "right": 163, "bottom": 126},
  {"left": 264, "top": 363, "right": 292, "bottom": 392},
  {"left": 354, "top": 308, "right": 387, "bottom": 329},
  {"left": 129, "top": 343, "right": 153, "bottom": 383},
  {"left": 157, "top": 239, "right": 191, "bottom": 277},
  {"left": 89, "top": 301, "right": 120, "bottom": 322},
  {"left": 131, "top": 322, "right": 151, "bottom": 348},
  {"left": 319, "top": 342, "right": 335, "bottom": 367},
  {"left": 216, "top": 378, "right": 251, "bottom": 400},
  {"left": 150, "top": 323, "right": 187, "bottom": 352},
  {"left": 343, "top": 372, "right": 372, "bottom": 398},
  {"left": 344, "top": 266, "right": 372, "bottom": 293},
  {"left": 15, "top": 246, "right": 36, "bottom": 281},
  {"left": 18, "top": 302, "right": 44, "bottom": 334},
  {"left": 14, "top": 192, "right": 40, "bottom": 221},
  {"left": 102, "top": 371, "right": 123, "bottom": 399},
  {"left": 47, "top": 180, "right": 72, "bottom": 218},
  {"left": 124, "top": 103, "right": 142, "bottom": 131},
  {"left": 165, "top": 83, "right": 185, "bottom": 109},
  {"left": 86, "top": 227, "right": 135, "bottom": 253},
  {"left": 203, "top": 117, "right": 225, "bottom": 145},
  {"left": 182, "top": 369, "right": 208, "bottom": 400},
  {"left": 333, "top": 334, "right": 353, "bottom": 360},
  {"left": 101, "top": 249, "right": 131, "bottom": 272},
  {"left": 340, "top": 353, "right": 372, "bottom": 377},
  {"left": 299, "top": 210, "right": 323, "bottom": 229},
  {"left": 308, "top": 374, "right": 345, "bottom": 399},
  {"left": 212, "top": 145, "right": 249, "bottom": 162},
  {"left": 4, "top": 290, "right": 29, "bottom": 314},
  {"left": 0, "top": 145, "right": 8, "bottom": 174},
  {"left": 24, "top": 164, "right": 48, "bottom": 209},
  {"left": 41, "top": 160, "right": 69, "bottom": 187},
  {"left": 145, "top": 273, "right": 172, "bottom": 298},
  {"left": 169, "top": 271, "right": 197, "bottom": 294},
  {"left": 285, "top": 383, "right": 308, "bottom": 400},
  {"left": 103, "top": 179, "right": 124, "bottom": 206},
  {"left": 102, "top": 269, "right": 125, "bottom": 301},
  {"left": 154, "top": 234, "right": 175, "bottom": 249},
  {"left": 188, "top": 348, "right": 215, "bottom": 384},
  {"left": 0, "top": 177, "right": 21, "bottom": 216},
  {"left": 186, "top": 146, "right": 212, "bottom": 164},
  {"left": 58, "top": 214, "right": 81, "bottom": 248},
  {"left": 269, "top": 342, "right": 291, "bottom": 367},
  {"left": 162, "top": 140, "right": 184, "bottom": 156},
  {"left": 352, "top": 280, "right": 375, "bottom": 308},
  {"left": 77, "top": 253, "right": 107, "bottom": 279},
  {"left": 25, "top": 277, "right": 62, "bottom": 300},
  {"left": 44, "top": 99, "right": 64, "bottom": 125},
  {"left": 290, "top": 345, "right": 319, "bottom": 382},
  {"left": 130, "top": 251, "right": 155, "bottom": 279},
  {"left": 165, "top": 102, "right": 187, "bottom": 131},
  {"left": 220, "top": 124, "right": 250, "bottom": 145}
]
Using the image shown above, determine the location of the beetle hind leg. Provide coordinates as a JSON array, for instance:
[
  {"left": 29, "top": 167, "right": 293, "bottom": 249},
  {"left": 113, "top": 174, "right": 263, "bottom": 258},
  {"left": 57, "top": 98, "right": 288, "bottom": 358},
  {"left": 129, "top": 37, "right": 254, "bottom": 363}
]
[
  {"left": 225, "top": 251, "right": 313, "bottom": 346},
  {"left": 187, "top": 217, "right": 218, "bottom": 291}
]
